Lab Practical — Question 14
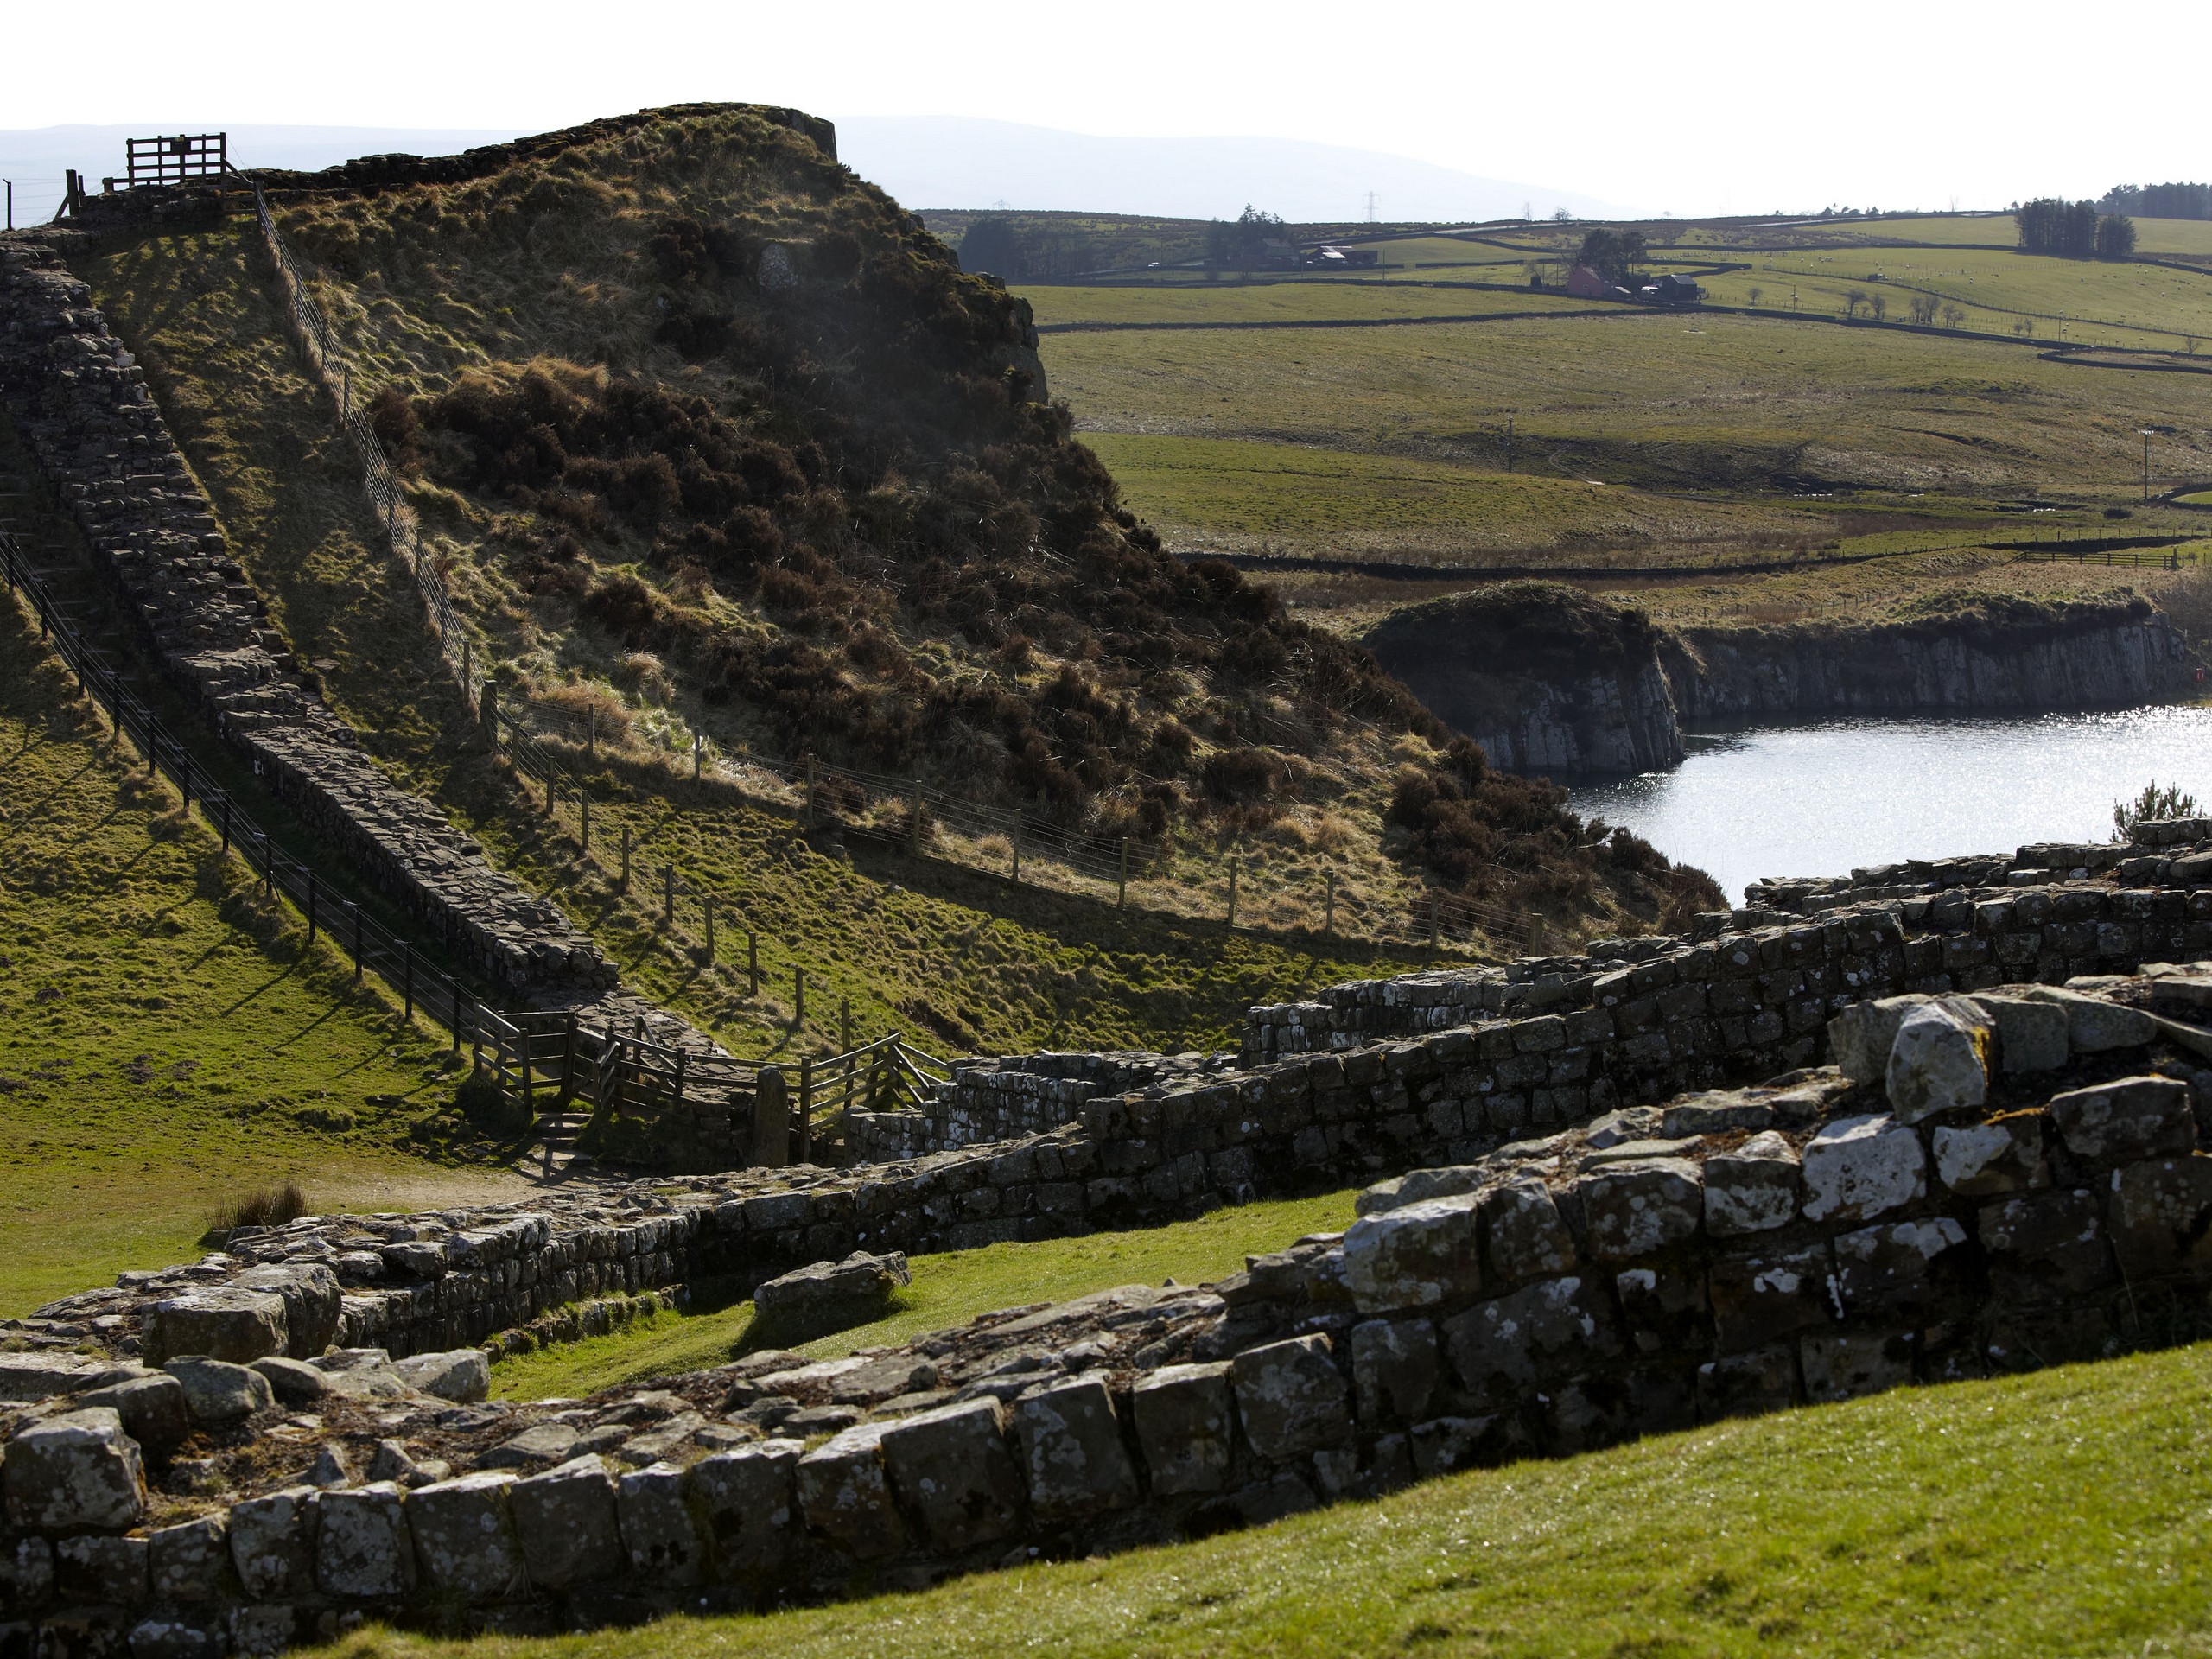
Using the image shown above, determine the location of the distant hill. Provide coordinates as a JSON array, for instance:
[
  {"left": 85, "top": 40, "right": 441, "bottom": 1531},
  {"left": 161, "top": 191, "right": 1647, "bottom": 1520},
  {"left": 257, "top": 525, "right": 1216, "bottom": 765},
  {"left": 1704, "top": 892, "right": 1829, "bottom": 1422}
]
[{"left": 834, "top": 117, "right": 1639, "bottom": 224}]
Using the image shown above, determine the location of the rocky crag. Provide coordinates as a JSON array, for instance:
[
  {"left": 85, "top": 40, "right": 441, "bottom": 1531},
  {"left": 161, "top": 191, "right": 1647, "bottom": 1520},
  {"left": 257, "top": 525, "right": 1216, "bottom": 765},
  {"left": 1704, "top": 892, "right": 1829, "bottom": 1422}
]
[
  {"left": 1366, "top": 583, "right": 2202, "bottom": 776},
  {"left": 6, "top": 954, "right": 2212, "bottom": 1644}
]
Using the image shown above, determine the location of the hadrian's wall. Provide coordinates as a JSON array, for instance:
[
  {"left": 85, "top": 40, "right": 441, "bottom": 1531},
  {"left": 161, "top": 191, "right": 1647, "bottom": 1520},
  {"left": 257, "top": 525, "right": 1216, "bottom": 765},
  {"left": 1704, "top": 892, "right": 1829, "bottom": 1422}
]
[{"left": 8, "top": 969, "right": 2212, "bottom": 1646}]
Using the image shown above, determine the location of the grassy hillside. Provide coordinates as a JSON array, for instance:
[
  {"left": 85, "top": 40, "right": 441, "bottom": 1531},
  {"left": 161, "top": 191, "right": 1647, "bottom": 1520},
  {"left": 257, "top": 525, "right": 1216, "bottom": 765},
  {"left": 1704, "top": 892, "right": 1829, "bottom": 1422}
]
[
  {"left": 76, "top": 105, "right": 1714, "bottom": 1001},
  {"left": 0, "top": 593, "right": 531, "bottom": 1317},
  {"left": 319, "top": 1337, "right": 2212, "bottom": 1656}
]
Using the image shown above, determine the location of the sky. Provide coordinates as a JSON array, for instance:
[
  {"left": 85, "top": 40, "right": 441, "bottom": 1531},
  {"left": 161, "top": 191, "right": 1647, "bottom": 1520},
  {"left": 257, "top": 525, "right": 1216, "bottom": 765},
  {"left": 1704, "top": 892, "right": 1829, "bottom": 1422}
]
[{"left": 1, "top": 0, "right": 2203, "bottom": 222}]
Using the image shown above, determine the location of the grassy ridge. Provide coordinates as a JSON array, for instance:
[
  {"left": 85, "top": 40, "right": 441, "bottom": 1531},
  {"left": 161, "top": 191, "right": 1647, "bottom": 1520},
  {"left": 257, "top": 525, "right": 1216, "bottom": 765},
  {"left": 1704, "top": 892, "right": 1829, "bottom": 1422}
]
[
  {"left": 490, "top": 1187, "right": 1361, "bottom": 1401},
  {"left": 0, "top": 596, "right": 527, "bottom": 1317},
  {"left": 323, "top": 1338, "right": 2212, "bottom": 1657}
]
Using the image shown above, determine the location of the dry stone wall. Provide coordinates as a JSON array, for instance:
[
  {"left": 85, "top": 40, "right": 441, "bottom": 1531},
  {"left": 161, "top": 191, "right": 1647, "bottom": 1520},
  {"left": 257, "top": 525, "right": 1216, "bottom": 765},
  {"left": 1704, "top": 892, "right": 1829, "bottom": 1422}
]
[
  {"left": 10, "top": 968, "right": 2212, "bottom": 1647},
  {"left": 846, "top": 1051, "right": 1238, "bottom": 1164}
]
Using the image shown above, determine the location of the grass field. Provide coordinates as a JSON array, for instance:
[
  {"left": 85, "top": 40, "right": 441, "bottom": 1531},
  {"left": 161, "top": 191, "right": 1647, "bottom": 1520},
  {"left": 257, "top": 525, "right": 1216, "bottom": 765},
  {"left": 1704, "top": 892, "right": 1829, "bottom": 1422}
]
[
  {"left": 1023, "top": 282, "right": 1592, "bottom": 327},
  {"left": 0, "top": 594, "right": 532, "bottom": 1317},
  {"left": 490, "top": 1187, "right": 1360, "bottom": 1401},
  {"left": 323, "top": 1337, "right": 2212, "bottom": 1657}
]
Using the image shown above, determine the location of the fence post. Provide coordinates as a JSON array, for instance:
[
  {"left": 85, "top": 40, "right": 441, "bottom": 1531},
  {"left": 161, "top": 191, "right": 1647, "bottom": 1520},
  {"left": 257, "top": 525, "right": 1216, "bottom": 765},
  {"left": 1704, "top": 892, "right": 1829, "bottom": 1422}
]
[
  {"left": 461, "top": 637, "right": 472, "bottom": 703},
  {"left": 703, "top": 894, "right": 715, "bottom": 963},
  {"left": 747, "top": 931, "right": 759, "bottom": 996},
  {"left": 306, "top": 871, "right": 318, "bottom": 946},
  {"left": 693, "top": 733, "right": 702, "bottom": 782},
  {"left": 352, "top": 905, "right": 363, "bottom": 986},
  {"left": 1227, "top": 857, "right": 1238, "bottom": 928},
  {"left": 663, "top": 864, "right": 675, "bottom": 924},
  {"left": 402, "top": 946, "right": 415, "bottom": 1021},
  {"left": 452, "top": 982, "right": 463, "bottom": 1054},
  {"left": 753, "top": 1065, "right": 789, "bottom": 1167},
  {"left": 1325, "top": 870, "right": 1337, "bottom": 938},
  {"left": 804, "top": 757, "right": 817, "bottom": 830},
  {"left": 910, "top": 779, "right": 923, "bottom": 855},
  {"left": 1118, "top": 836, "right": 1128, "bottom": 907},
  {"left": 620, "top": 827, "right": 632, "bottom": 894},
  {"left": 1011, "top": 814, "right": 1022, "bottom": 885},
  {"left": 220, "top": 798, "right": 232, "bottom": 855}
]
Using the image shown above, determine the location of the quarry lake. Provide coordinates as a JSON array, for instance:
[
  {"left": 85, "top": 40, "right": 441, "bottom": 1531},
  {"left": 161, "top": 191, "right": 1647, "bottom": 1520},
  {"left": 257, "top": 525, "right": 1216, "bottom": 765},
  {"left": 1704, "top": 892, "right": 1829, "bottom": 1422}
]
[{"left": 1565, "top": 705, "right": 2212, "bottom": 906}]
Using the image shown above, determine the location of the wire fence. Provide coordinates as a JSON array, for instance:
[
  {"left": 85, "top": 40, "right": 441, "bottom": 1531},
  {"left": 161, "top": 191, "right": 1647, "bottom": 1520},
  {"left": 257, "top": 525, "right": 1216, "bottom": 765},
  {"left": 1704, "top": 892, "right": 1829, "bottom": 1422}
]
[
  {"left": 0, "top": 518, "right": 498, "bottom": 1058},
  {"left": 234, "top": 173, "right": 1535, "bottom": 964}
]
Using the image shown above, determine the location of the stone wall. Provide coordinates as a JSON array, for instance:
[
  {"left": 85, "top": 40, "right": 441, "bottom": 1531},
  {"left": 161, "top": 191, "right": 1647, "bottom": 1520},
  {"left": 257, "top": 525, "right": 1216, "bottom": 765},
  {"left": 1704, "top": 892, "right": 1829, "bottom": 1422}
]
[
  {"left": 8, "top": 969, "right": 2212, "bottom": 1647},
  {"left": 846, "top": 1051, "right": 1236, "bottom": 1164}
]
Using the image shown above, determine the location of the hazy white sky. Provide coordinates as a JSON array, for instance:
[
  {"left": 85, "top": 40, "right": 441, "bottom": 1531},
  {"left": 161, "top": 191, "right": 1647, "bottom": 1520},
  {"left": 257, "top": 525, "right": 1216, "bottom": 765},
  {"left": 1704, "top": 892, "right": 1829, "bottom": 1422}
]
[{"left": 3, "top": 0, "right": 2202, "bottom": 215}]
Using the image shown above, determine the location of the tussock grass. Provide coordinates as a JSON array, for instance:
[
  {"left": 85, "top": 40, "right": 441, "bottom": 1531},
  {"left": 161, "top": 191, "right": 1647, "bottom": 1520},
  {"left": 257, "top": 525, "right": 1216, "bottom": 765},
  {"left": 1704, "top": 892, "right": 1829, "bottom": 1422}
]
[{"left": 202, "top": 1180, "right": 311, "bottom": 1243}]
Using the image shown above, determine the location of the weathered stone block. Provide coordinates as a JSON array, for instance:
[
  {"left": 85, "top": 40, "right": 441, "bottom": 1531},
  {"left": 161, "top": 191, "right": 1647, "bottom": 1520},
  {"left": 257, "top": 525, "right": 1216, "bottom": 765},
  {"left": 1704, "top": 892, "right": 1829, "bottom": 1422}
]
[
  {"left": 753, "top": 1250, "right": 912, "bottom": 1330},
  {"left": 124, "top": 1618, "right": 224, "bottom": 1659},
  {"left": 1832, "top": 1217, "right": 1968, "bottom": 1315},
  {"left": 55, "top": 1535, "right": 147, "bottom": 1603},
  {"left": 0, "top": 1537, "right": 52, "bottom": 1611},
  {"left": 1708, "top": 1246, "right": 1836, "bottom": 1351},
  {"left": 3, "top": 1408, "right": 146, "bottom": 1533},
  {"left": 0, "top": 1352, "right": 134, "bottom": 1405},
  {"left": 1129, "top": 1363, "right": 1233, "bottom": 1496},
  {"left": 2018, "top": 985, "right": 2157, "bottom": 1052},
  {"left": 147, "top": 1517, "right": 227, "bottom": 1602},
  {"left": 141, "top": 1288, "right": 287, "bottom": 1366},
  {"left": 1009, "top": 1376, "right": 1139, "bottom": 1522},
  {"left": 796, "top": 1423, "right": 906, "bottom": 1559},
  {"left": 1340, "top": 1194, "right": 1479, "bottom": 1313},
  {"left": 404, "top": 1471, "right": 524, "bottom": 1597},
  {"left": 2046, "top": 1075, "right": 2195, "bottom": 1166},
  {"left": 1480, "top": 1177, "right": 1577, "bottom": 1281},
  {"left": 1827, "top": 994, "right": 1932, "bottom": 1083},
  {"left": 1704, "top": 1130, "right": 1801, "bottom": 1236},
  {"left": 2107, "top": 1155, "right": 2212, "bottom": 1275},
  {"left": 509, "top": 1454, "right": 623, "bottom": 1589},
  {"left": 79, "top": 1374, "right": 190, "bottom": 1454},
  {"left": 315, "top": 1484, "right": 413, "bottom": 1599},
  {"left": 1231, "top": 1335, "right": 1352, "bottom": 1460},
  {"left": 232, "top": 1263, "right": 342, "bottom": 1359},
  {"left": 1350, "top": 1318, "right": 1439, "bottom": 1425},
  {"left": 1613, "top": 1266, "right": 1708, "bottom": 1352},
  {"left": 1442, "top": 1275, "right": 1621, "bottom": 1396},
  {"left": 248, "top": 1357, "right": 331, "bottom": 1408},
  {"left": 1801, "top": 1331, "right": 1913, "bottom": 1402},
  {"left": 163, "top": 1357, "right": 275, "bottom": 1426},
  {"left": 1885, "top": 1001, "right": 1988, "bottom": 1122},
  {"left": 1979, "top": 1189, "right": 2115, "bottom": 1300},
  {"left": 395, "top": 1350, "right": 490, "bottom": 1404},
  {"left": 1961, "top": 993, "right": 2070, "bottom": 1074},
  {"left": 617, "top": 1461, "right": 703, "bottom": 1584},
  {"left": 881, "top": 1398, "right": 1026, "bottom": 1550},
  {"left": 227, "top": 1488, "right": 318, "bottom": 1599},
  {"left": 1576, "top": 1157, "right": 1703, "bottom": 1259},
  {"left": 691, "top": 1440, "right": 804, "bottom": 1580},
  {"left": 1801, "top": 1114, "right": 1925, "bottom": 1224},
  {"left": 1932, "top": 1114, "right": 2050, "bottom": 1197}
]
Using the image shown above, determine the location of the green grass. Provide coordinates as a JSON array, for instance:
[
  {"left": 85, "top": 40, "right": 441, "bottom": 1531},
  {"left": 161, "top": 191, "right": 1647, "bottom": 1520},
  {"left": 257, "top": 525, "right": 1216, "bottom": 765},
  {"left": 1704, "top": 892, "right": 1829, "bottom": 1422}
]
[
  {"left": 490, "top": 1186, "right": 1360, "bottom": 1401},
  {"left": 2179, "top": 491, "right": 2212, "bottom": 507},
  {"left": 333, "top": 1337, "right": 2212, "bottom": 1657},
  {"left": 0, "top": 596, "right": 530, "bottom": 1317},
  {"left": 1022, "top": 282, "right": 1589, "bottom": 327}
]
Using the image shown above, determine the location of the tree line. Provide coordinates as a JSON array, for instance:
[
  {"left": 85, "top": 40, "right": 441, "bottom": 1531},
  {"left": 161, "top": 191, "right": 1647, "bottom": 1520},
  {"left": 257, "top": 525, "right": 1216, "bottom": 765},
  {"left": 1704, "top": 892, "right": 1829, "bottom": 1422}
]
[
  {"left": 2015, "top": 198, "right": 2135, "bottom": 259},
  {"left": 2101, "top": 181, "right": 2211, "bottom": 221}
]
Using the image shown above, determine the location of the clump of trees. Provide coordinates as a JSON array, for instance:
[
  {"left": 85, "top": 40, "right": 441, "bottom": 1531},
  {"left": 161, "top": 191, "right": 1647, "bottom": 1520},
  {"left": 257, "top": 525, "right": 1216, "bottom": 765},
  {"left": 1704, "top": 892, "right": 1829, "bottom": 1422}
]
[
  {"left": 2102, "top": 182, "right": 2211, "bottom": 220},
  {"left": 1206, "top": 205, "right": 1285, "bottom": 268},
  {"left": 1575, "top": 227, "right": 1645, "bottom": 285},
  {"left": 2015, "top": 198, "right": 2135, "bottom": 259}
]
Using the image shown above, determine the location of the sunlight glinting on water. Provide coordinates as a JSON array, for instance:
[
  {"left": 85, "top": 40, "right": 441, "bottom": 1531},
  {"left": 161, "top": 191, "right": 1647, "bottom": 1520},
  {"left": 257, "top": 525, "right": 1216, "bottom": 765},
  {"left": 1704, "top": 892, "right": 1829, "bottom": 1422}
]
[{"left": 1564, "top": 707, "right": 2212, "bottom": 906}]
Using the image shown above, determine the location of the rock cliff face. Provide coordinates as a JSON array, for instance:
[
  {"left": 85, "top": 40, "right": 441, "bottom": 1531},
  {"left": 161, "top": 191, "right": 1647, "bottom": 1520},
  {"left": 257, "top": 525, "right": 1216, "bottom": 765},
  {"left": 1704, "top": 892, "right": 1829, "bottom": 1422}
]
[
  {"left": 1362, "top": 583, "right": 1686, "bottom": 775},
  {"left": 1370, "top": 586, "right": 2202, "bottom": 776},
  {"left": 1663, "top": 596, "right": 2200, "bottom": 721}
]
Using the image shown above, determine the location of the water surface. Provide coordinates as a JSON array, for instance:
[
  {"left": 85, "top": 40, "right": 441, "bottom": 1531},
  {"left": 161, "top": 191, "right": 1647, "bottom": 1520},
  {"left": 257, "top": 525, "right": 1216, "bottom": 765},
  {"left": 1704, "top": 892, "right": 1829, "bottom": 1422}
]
[{"left": 1565, "top": 707, "right": 2212, "bottom": 906}]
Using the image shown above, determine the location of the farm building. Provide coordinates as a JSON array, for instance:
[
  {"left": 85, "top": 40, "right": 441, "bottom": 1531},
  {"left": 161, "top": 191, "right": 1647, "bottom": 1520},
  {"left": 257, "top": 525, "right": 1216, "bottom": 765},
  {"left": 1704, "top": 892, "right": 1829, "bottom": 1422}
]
[
  {"left": 1304, "top": 244, "right": 1381, "bottom": 268},
  {"left": 1566, "top": 264, "right": 1630, "bottom": 300}
]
